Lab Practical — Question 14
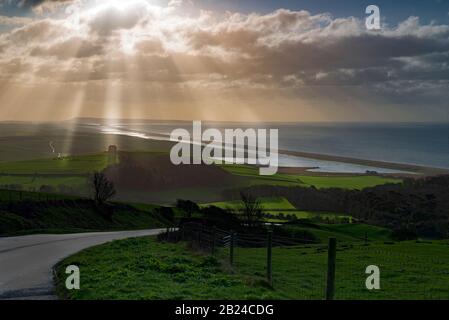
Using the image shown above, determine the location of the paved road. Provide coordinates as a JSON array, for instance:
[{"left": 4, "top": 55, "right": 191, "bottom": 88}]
[{"left": 0, "top": 229, "right": 165, "bottom": 300}]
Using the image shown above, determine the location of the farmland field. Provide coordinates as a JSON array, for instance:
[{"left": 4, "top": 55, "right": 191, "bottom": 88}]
[
  {"left": 0, "top": 175, "right": 87, "bottom": 189},
  {"left": 0, "top": 153, "right": 114, "bottom": 194},
  {"left": 220, "top": 164, "right": 401, "bottom": 190},
  {"left": 201, "top": 197, "right": 351, "bottom": 222},
  {"left": 266, "top": 210, "right": 351, "bottom": 221},
  {"left": 281, "top": 223, "right": 392, "bottom": 243},
  {"left": 0, "top": 151, "right": 402, "bottom": 203},
  {"left": 54, "top": 236, "right": 449, "bottom": 300},
  {"left": 201, "top": 197, "right": 296, "bottom": 210},
  {"left": 0, "top": 154, "right": 110, "bottom": 174}
]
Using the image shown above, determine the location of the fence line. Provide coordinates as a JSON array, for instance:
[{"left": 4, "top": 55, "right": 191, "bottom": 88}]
[{"left": 162, "top": 224, "right": 449, "bottom": 300}]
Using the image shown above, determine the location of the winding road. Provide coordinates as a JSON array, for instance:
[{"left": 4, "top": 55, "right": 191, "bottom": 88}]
[{"left": 0, "top": 229, "right": 165, "bottom": 300}]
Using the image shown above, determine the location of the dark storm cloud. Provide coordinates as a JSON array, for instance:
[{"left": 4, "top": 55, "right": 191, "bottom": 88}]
[
  {"left": 1, "top": 5, "right": 449, "bottom": 94},
  {"left": 19, "top": 0, "right": 46, "bottom": 6},
  {"left": 12, "top": 0, "right": 70, "bottom": 8},
  {"left": 0, "top": 1, "right": 448, "bottom": 121}
]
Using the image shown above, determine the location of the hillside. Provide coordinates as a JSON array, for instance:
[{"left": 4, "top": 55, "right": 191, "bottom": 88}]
[
  {"left": 0, "top": 190, "right": 169, "bottom": 236},
  {"left": 55, "top": 236, "right": 449, "bottom": 300}
]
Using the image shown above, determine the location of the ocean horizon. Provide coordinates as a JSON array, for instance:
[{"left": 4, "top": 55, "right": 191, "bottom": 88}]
[
  {"left": 1, "top": 120, "right": 448, "bottom": 172},
  {"left": 81, "top": 120, "right": 449, "bottom": 170}
]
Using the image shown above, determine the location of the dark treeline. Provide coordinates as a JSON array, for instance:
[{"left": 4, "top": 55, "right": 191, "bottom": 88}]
[{"left": 224, "top": 175, "right": 449, "bottom": 239}]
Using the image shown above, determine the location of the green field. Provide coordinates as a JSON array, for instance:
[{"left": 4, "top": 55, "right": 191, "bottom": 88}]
[
  {"left": 281, "top": 223, "right": 392, "bottom": 243},
  {"left": 201, "top": 197, "right": 351, "bottom": 222},
  {"left": 0, "top": 152, "right": 402, "bottom": 204},
  {"left": 221, "top": 164, "right": 401, "bottom": 190},
  {"left": 0, "top": 153, "right": 113, "bottom": 193},
  {"left": 0, "top": 189, "right": 76, "bottom": 202},
  {"left": 286, "top": 174, "right": 401, "bottom": 190},
  {"left": 201, "top": 197, "right": 296, "bottom": 210},
  {"left": 268, "top": 210, "right": 351, "bottom": 221},
  {"left": 55, "top": 236, "right": 449, "bottom": 300},
  {"left": 0, "top": 175, "right": 87, "bottom": 189},
  {"left": 0, "top": 153, "right": 110, "bottom": 174}
]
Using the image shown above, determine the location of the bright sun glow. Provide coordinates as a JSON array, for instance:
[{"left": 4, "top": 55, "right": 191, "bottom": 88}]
[
  {"left": 92, "top": 0, "right": 151, "bottom": 11},
  {"left": 101, "top": 0, "right": 133, "bottom": 10},
  {"left": 0, "top": 0, "right": 446, "bottom": 123}
]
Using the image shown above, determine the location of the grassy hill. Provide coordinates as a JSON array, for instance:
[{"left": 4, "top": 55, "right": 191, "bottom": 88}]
[
  {"left": 0, "top": 154, "right": 110, "bottom": 174},
  {"left": 0, "top": 153, "right": 113, "bottom": 196},
  {"left": 0, "top": 190, "right": 169, "bottom": 236},
  {"left": 55, "top": 236, "right": 449, "bottom": 300},
  {"left": 281, "top": 222, "right": 392, "bottom": 243},
  {"left": 0, "top": 152, "right": 402, "bottom": 205}
]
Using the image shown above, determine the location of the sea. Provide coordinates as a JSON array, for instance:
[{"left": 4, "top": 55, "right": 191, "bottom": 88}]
[
  {"left": 89, "top": 120, "right": 449, "bottom": 173},
  {"left": 1, "top": 120, "right": 448, "bottom": 173}
]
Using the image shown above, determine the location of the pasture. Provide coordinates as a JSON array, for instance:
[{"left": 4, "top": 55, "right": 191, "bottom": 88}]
[
  {"left": 221, "top": 164, "right": 401, "bottom": 190},
  {"left": 54, "top": 236, "right": 449, "bottom": 300}
]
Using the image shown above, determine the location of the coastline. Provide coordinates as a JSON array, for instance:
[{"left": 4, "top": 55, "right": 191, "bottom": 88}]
[{"left": 278, "top": 149, "right": 449, "bottom": 177}]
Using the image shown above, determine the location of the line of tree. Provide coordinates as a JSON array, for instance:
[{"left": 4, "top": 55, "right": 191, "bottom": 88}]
[
  {"left": 175, "top": 192, "right": 265, "bottom": 231},
  {"left": 223, "top": 175, "right": 449, "bottom": 238}
]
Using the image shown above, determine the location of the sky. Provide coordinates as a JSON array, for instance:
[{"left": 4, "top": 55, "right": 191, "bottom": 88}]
[{"left": 0, "top": 0, "right": 448, "bottom": 122}]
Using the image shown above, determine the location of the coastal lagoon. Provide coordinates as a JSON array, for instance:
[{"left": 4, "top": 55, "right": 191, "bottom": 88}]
[
  {"left": 91, "top": 120, "right": 448, "bottom": 173},
  {"left": 1, "top": 120, "right": 447, "bottom": 174}
]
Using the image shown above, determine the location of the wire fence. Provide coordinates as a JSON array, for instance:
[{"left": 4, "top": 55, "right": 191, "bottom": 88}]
[
  {"left": 332, "top": 244, "right": 449, "bottom": 300},
  {"left": 0, "top": 189, "right": 74, "bottom": 203},
  {"left": 161, "top": 224, "right": 449, "bottom": 300}
]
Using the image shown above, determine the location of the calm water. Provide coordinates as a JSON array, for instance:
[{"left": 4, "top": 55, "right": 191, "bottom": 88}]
[
  {"left": 276, "top": 122, "right": 449, "bottom": 170},
  {"left": 2, "top": 120, "right": 446, "bottom": 172},
  {"left": 91, "top": 120, "right": 449, "bottom": 171}
]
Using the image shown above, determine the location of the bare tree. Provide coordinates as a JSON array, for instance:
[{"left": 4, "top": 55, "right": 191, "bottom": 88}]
[
  {"left": 240, "top": 192, "right": 263, "bottom": 228},
  {"left": 90, "top": 171, "right": 116, "bottom": 204}
]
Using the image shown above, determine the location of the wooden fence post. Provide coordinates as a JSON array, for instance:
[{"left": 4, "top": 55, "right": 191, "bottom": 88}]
[
  {"left": 326, "top": 237, "right": 337, "bottom": 300},
  {"left": 230, "top": 230, "right": 235, "bottom": 266},
  {"left": 267, "top": 229, "right": 273, "bottom": 286}
]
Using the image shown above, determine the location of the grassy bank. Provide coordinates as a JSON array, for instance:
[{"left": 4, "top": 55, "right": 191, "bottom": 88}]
[
  {"left": 55, "top": 236, "right": 449, "bottom": 300},
  {"left": 0, "top": 190, "right": 169, "bottom": 236}
]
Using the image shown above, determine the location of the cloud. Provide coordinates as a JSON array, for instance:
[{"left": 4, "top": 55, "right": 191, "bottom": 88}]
[
  {"left": 14, "top": 0, "right": 69, "bottom": 8},
  {"left": 2, "top": 0, "right": 75, "bottom": 15},
  {"left": 1, "top": 5, "right": 448, "bottom": 87},
  {"left": 0, "top": 2, "right": 448, "bottom": 121},
  {"left": 6, "top": 19, "right": 68, "bottom": 43},
  {"left": 87, "top": 2, "right": 151, "bottom": 36},
  {"left": 30, "top": 36, "right": 104, "bottom": 59},
  {"left": 0, "top": 15, "right": 33, "bottom": 26}
]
